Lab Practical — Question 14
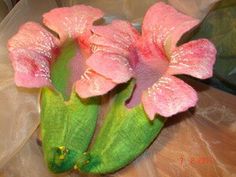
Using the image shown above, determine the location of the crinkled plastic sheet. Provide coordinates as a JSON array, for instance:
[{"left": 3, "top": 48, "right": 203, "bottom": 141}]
[
  {"left": 0, "top": 0, "right": 8, "bottom": 21},
  {"left": 1, "top": 0, "right": 235, "bottom": 177},
  {"left": 59, "top": 0, "right": 218, "bottom": 20}
]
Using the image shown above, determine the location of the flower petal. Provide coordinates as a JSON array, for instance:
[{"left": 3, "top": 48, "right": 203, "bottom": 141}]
[
  {"left": 90, "top": 20, "right": 139, "bottom": 59},
  {"left": 8, "top": 22, "right": 60, "bottom": 87},
  {"left": 164, "top": 19, "right": 199, "bottom": 54},
  {"left": 142, "top": 75, "right": 198, "bottom": 119},
  {"left": 88, "top": 20, "right": 139, "bottom": 86},
  {"left": 8, "top": 22, "right": 60, "bottom": 59},
  {"left": 167, "top": 39, "right": 216, "bottom": 79},
  {"left": 142, "top": 2, "right": 199, "bottom": 53},
  {"left": 75, "top": 69, "right": 116, "bottom": 98},
  {"left": 86, "top": 51, "right": 133, "bottom": 83},
  {"left": 9, "top": 49, "right": 51, "bottom": 87},
  {"left": 43, "top": 5, "right": 103, "bottom": 45}
]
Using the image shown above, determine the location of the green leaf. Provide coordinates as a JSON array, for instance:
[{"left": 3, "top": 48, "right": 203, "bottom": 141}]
[
  {"left": 190, "top": 0, "right": 236, "bottom": 87},
  {"left": 41, "top": 88, "right": 99, "bottom": 173},
  {"left": 79, "top": 80, "right": 165, "bottom": 174}
]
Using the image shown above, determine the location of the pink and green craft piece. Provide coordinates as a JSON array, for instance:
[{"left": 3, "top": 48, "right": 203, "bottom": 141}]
[{"left": 7, "top": 2, "right": 216, "bottom": 175}]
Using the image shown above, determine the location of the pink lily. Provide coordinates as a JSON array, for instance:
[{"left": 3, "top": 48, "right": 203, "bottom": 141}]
[{"left": 80, "top": 2, "right": 216, "bottom": 119}]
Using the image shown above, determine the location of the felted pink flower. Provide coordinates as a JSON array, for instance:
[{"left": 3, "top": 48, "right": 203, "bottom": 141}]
[
  {"left": 82, "top": 2, "right": 216, "bottom": 119},
  {"left": 8, "top": 5, "right": 117, "bottom": 96}
]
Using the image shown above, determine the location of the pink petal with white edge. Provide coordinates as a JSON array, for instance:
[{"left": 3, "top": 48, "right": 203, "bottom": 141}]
[
  {"left": 164, "top": 19, "right": 199, "bottom": 55},
  {"left": 91, "top": 20, "right": 139, "bottom": 47},
  {"left": 75, "top": 69, "right": 116, "bottom": 98},
  {"left": 8, "top": 22, "right": 60, "bottom": 59},
  {"left": 8, "top": 22, "right": 59, "bottom": 88},
  {"left": 86, "top": 51, "right": 133, "bottom": 83},
  {"left": 43, "top": 5, "right": 103, "bottom": 45},
  {"left": 167, "top": 39, "right": 216, "bottom": 79},
  {"left": 142, "top": 75, "right": 198, "bottom": 119},
  {"left": 90, "top": 20, "right": 139, "bottom": 59},
  {"left": 142, "top": 2, "right": 199, "bottom": 53}
]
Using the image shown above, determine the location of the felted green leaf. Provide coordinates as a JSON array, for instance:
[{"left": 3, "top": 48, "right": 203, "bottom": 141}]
[
  {"left": 40, "top": 40, "right": 100, "bottom": 173},
  {"left": 78, "top": 80, "right": 165, "bottom": 174},
  {"left": 41, "top": 88, "right": 99, "bottom": 173},
  {"left": 190, "top": 0, "right": 236, "bottom": 87}
]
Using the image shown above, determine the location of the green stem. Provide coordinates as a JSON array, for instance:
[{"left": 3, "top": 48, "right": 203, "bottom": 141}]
[
  {"left": 40, "top": 88, "right": 100, "bottom": 173},
  {"left": 78, "top": 80, "right": 165, "bottom": 174}
]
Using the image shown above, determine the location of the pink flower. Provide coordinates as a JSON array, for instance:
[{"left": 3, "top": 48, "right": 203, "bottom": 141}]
[
  {"left": 8, "top": 5, "right": 117, "bottom": 97},
  {"left": 8, "top": 3, "right": 216, "bottom": 120},
  {"left": 82, "top": 2, "right": 216, "bottom": 119}
]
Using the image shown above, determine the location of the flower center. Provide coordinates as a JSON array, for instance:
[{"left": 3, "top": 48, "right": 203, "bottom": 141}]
[
  {"left": 50, "top": 40, "right": 88, "bottom": 100},
  {"left": 126, "top": 40, "right": 169, "bottom": 108}
]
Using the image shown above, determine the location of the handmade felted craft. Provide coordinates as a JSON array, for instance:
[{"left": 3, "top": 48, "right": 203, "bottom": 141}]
[{"left": 7, "top": 2, "right": 216, "bottom": 175}]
